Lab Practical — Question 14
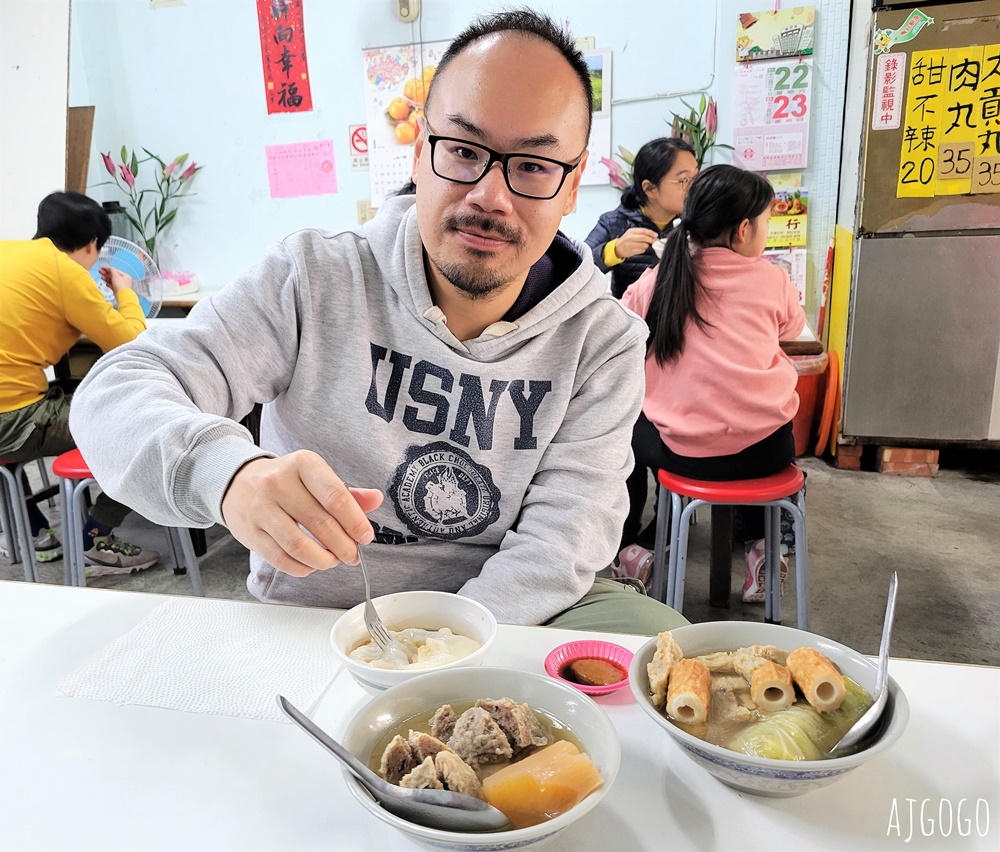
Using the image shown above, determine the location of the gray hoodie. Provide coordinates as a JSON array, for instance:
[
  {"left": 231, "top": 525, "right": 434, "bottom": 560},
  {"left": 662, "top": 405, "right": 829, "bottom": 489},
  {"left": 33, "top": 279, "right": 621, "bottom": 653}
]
[{"left": 70, "top": 196, "right": 647, "bottom": 624}]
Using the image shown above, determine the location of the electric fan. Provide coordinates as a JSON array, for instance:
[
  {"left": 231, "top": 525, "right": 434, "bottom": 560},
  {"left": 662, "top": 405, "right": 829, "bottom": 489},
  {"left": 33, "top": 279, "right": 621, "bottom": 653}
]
[{"left": 89, "top": 236, "right": 163, "bottom": 319}]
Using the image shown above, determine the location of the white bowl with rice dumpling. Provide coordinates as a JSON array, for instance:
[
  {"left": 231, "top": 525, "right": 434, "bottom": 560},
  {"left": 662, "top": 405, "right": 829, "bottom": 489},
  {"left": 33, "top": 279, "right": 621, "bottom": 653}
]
[
  {"left": 331, "top": 591, "right": 497, "bottom": 692},
  {"left": 629, "top": 622, "right": 909, "bottom": 797}
]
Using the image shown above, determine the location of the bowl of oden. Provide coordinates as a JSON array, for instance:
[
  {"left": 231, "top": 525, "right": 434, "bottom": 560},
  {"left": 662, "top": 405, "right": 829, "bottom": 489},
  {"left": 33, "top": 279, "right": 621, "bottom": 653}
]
[
  {"left": 331, "top": 591, "right": 497, "bottom": 691},
  {"left": 339, "top": 666, "right": 621, "bottom": 849},
  {"left": 629, "top": 621, "right": 909, "bottom": 797}
]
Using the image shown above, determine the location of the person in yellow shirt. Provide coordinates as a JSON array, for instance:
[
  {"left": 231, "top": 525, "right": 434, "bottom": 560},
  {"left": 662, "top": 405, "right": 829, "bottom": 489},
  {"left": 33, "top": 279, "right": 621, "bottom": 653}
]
[{"left": 0, "top": 191, "right": 159, "bottom": 574}]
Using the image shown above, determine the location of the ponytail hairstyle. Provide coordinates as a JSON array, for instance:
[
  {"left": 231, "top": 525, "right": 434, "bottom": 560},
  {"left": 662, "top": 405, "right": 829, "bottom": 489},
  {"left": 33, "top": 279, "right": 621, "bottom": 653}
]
[
  {"left": 645, "top": 164, "right": 774, "bottom": 365},
  {"left": 621, "top": 137, "right": 696, "bottom": 210}
]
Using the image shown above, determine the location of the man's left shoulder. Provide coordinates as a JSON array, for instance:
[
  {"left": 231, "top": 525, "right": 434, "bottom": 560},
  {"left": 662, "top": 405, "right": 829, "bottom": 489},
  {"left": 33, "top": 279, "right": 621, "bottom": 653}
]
[
  {"left": 561, "top": 292, "right": 647, "bottom": 375},
  {"left": 282, "top": 225, "right": 365, "bottom": 257},
  {"left": 579, "top": 289, "right": 647, "bottom": 340}
]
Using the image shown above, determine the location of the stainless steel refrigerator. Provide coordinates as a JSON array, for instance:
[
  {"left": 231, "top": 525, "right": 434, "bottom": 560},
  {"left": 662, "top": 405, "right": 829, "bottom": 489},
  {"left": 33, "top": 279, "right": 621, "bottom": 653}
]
[{"left": 843, "top": 0, "right": 1000, "bottom": 443}]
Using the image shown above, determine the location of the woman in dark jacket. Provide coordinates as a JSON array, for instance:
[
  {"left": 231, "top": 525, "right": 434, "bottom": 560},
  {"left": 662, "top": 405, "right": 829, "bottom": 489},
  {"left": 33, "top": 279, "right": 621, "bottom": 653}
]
[{"left": 585, "top": 137, "right": 697, "bottom": 298}]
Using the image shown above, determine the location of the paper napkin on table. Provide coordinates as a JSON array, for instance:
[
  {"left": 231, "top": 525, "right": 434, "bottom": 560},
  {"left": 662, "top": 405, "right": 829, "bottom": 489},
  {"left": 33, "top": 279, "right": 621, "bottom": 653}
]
[{"left": 60, "top": 598, "right": 342, "bottom": 723}]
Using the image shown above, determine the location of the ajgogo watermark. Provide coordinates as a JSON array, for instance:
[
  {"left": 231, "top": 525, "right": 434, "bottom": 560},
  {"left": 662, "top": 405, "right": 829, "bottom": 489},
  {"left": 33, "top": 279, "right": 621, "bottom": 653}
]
[{"left": 887, "top": 798, "right": 991, "bottom": 841}]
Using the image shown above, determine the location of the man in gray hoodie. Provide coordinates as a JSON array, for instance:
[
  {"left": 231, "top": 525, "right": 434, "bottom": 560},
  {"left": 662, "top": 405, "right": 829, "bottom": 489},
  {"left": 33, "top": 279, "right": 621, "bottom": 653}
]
[{"left": 71, "top": 10, "right": 688, "bottom": 632}]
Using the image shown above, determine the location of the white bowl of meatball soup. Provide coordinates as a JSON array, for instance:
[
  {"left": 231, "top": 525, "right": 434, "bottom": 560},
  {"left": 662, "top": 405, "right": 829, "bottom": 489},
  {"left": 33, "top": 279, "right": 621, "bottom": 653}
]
[{"left": 339, "top": 666, "right": 621, "bottom": 849}]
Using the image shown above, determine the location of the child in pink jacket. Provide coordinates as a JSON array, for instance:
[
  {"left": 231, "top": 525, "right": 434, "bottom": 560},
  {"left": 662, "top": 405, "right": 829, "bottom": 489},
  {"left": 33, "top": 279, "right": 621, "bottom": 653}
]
[{"left": 620, "top": 164, "right": 805, "bottom": 602}]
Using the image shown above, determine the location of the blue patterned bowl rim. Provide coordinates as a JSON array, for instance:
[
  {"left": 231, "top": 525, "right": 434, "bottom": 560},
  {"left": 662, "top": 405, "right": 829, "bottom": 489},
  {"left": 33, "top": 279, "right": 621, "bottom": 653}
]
[{"left": 628, "top": 622, "right": 910, "bottom": 775}]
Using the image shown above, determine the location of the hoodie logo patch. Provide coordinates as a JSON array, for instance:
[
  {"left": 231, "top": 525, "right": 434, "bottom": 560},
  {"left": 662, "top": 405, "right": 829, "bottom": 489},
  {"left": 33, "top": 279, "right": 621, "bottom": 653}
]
[{"left": 389, "top": 442, "right": 501, "bottom": 540}]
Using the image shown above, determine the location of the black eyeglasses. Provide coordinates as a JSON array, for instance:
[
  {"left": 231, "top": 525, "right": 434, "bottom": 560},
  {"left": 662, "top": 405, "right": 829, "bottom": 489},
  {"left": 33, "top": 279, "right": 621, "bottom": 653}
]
[{"left": 424, "top": 120, "right": 584, "bottom": 200}]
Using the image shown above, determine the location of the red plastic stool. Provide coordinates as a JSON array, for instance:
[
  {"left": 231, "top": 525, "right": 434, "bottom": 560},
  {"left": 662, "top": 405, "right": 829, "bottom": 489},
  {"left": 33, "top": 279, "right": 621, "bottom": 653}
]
[
  {"left": 0, "top": 458, "right": 38, "bottom": 581},
  {"left": 52, "top": 449, "right": 204, "bottom": 594},
  {"left": 651, "top": 465, "right": 809, "bottom": 629}
]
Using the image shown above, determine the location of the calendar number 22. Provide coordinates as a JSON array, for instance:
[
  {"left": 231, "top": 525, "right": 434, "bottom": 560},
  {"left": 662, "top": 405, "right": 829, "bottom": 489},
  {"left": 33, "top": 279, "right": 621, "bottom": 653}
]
[{"left": 773, "top": 94, "right": 808, "bottom": 120}]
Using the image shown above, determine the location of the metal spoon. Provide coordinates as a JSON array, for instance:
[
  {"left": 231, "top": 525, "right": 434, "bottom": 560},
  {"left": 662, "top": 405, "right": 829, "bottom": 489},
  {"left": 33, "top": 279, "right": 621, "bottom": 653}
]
[
  {"left": 830, "top": 571, "right": 898, "bottom": 756},
  {"left": 278, "top": 696, "right": 512, "bottom": 833}
]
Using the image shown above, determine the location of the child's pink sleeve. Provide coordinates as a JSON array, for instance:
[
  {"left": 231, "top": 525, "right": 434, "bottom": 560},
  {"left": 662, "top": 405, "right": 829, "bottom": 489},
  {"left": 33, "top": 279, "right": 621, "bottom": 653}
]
[
  {"left": 621, "top": 266, "right": 657, "bottom": 320},
  {"left": 777, "top": 267, "right": 807, "bottom": 341}
]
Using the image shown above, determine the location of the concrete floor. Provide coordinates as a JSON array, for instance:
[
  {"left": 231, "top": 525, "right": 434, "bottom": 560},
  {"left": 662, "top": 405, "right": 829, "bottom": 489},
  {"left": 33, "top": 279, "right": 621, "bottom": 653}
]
[{"left": 3, "top": 454, "right": 998, "bottom": 666}]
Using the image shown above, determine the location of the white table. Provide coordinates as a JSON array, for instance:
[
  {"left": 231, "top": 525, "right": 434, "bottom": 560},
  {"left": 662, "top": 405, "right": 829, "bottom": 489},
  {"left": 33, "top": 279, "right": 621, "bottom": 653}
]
[
  {"left": 0, "top": 581, "right": 996, "bottom": 851},
  {"left": 161, "top": 285, "right": 221, "bottom": 311}
]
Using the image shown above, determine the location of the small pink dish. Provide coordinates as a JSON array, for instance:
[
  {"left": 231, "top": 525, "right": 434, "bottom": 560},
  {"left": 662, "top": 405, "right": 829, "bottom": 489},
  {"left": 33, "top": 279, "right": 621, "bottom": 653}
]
[{"left": 544, "top": 640, "right": 634, "bottom": 696}]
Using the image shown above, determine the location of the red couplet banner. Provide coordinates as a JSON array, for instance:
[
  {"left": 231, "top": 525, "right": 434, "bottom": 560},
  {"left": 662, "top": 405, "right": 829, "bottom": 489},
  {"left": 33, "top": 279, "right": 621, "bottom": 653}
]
[{"left": 256, "top": 0, "right": 313, "bottom": 114}]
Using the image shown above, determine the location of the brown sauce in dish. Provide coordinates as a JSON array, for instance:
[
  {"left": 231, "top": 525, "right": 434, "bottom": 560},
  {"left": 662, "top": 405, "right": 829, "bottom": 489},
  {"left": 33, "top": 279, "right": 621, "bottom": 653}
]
[{"left": 561, "top": 658, "right": 627, "bottom": 686}]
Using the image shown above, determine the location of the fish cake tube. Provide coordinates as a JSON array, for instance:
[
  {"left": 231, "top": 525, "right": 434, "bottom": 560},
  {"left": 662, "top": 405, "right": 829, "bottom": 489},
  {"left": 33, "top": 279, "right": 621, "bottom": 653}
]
[
  {"left": 786, "top": 647, "right": 847, "bottom": 713},
  {"left": 666, "top": 658, "right": 711, "bottom": 724},
  {"left": 750, "top": 660, "right": 795, "bottom": 712},
  {"left": 647, "top": 631, "right": 683, "bottom": 710}
]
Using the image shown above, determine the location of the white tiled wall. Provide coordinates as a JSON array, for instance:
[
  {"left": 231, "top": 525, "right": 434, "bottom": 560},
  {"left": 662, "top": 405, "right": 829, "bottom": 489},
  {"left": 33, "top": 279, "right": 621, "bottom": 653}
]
[{"left": 714, "top": 0, "right": 853, "bottom": 325}]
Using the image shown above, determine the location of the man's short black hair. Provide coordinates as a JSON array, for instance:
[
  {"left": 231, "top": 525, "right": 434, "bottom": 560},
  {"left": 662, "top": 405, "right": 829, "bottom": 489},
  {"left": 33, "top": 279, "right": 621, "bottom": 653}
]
[
  {"left": 426, "top": 8, "right": 594, "bottom": 140},
  {"left": 33, "top": 191, "right": 112, "bottom": 252}
]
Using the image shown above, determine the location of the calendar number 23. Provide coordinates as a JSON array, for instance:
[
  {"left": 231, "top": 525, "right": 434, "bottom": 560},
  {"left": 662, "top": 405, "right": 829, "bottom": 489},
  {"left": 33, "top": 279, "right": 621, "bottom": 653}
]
[{"left": 773, "top": 94, "right": 808, "bottom": 120}]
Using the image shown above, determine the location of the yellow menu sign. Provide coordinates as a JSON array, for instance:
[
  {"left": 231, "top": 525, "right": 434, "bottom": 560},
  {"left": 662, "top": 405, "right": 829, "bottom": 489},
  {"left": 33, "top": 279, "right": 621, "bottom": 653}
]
[
  {"left": 897, "top": 44, "right": 1000, "bottom": 198},
  {"left": 897, "top": 49, "right": 948, "bottom": 198},
  {"left": 937, "top": 46, "right": 984, "bottom": 195}
]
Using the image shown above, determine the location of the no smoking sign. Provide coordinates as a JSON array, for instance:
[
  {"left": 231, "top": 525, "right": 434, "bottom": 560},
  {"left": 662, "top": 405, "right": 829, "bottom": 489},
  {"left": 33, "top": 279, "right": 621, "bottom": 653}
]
[{"left": 349, "top": 124, "right": 369, "bottom": 171}]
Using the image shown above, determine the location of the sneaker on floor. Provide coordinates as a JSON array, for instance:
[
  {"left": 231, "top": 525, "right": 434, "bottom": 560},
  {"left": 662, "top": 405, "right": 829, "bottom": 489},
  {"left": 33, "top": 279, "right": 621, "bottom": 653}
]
[
  {"left": 84, "top": 535, "right": 159, "bottom": 576},
  {"left": 34, "top": 528, "right": 63, "bottom": 562},
  {"left": 0, "top": 530, "right": 62, "bottom": 562},
  {"left": 614, "top": 544, "right": 655, "bottom": 591},
  {"left": 742, "top": 539, "right": 788, "bottom": 603}
]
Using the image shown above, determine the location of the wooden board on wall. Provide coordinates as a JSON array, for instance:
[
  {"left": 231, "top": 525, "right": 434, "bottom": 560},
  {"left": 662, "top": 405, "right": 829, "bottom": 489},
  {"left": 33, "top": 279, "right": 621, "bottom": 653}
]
[
  {"left": 860, "top": 2, "right": 1000, "bottom": 233},
  {"left": 66, "top": 106, "right": 95, "bottom": 193}
]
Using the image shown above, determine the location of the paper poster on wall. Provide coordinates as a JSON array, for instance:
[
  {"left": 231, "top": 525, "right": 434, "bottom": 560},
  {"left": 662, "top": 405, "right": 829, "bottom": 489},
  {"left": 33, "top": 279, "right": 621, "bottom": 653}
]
[
  {"left": 361, "top": 40, "right": 448, "bottom": 206},
  {"left": 733, "top": 58, "right": 812, "bottom": 171},
  {"left": 872, "top": 53, "right": 907, "bottom": 131},
  {"left": 873, "top": 9, "right": 934, "bottom": 56},
  {"left": 763, "top": 247, "right": 807, "bottom": 305},
  {"left": 357, "top": 200, "right": 377, "bottom": 224},
  {"left": 766, "top": 188, "right": 808, "bottom": 247},
  {"left": 580, "top": 49, "right": 612, "bottom": 187},
  {"left": 769, "top": 172, "right": 802, "bottom": 189},
  {"left": 896, "top": 49, "right": 946, "bottom": 198},
  {"left": 736, "top": 7, "right": 815, "bottom": 63},
  {"left": 974, "top": 156, "right": 1000, "bottom": 193},
  {"left": 256, "top": 0, "right": 313, "bottom": 115},
  {"left": 265, "top": 140, "right": 337, "bottom": 198},
  {"left": 349, "top": 124, "right": 369, "bottom": 171},
  {"left": 936, "top": 46, "right": 984, "bottom": 196},
  {"left": 896, "top": 45, "right": 1000, "bottom": 198}
]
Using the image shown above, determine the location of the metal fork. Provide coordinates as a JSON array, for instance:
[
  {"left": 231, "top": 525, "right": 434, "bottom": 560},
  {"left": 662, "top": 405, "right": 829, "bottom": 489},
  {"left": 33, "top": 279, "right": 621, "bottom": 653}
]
[{"left": 357, "top": 543, "right": 406, "bottom": 660}]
